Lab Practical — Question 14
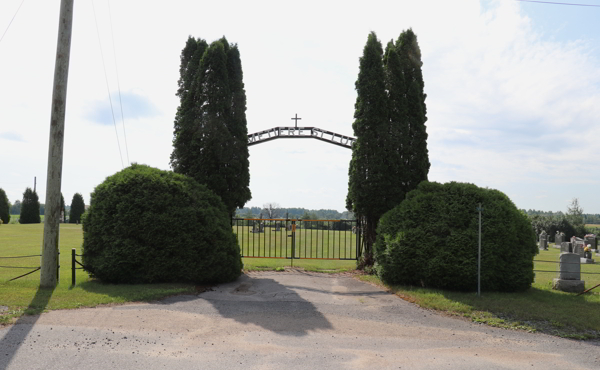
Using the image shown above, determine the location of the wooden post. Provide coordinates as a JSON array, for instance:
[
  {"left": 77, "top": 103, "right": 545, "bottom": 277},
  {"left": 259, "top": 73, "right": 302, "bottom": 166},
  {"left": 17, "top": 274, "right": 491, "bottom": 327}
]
[{"left": 40, "top": 0, "right": 74, "bottom": 288}]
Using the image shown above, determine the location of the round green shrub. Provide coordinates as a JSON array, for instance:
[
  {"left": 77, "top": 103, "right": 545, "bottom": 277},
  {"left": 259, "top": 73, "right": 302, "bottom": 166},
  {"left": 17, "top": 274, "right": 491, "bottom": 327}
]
[
  {"left": 82, "top": 164, "right": 242, "bottom": 284},
  {"left": 374, "top": 181, "right": 538, "bottom": 292}
]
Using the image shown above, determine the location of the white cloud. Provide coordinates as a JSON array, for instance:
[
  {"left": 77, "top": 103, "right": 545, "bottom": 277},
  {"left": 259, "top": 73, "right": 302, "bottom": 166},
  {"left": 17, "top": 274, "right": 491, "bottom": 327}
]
[{"left": 0, "top": 132, "right": 25, "bottom": 142}]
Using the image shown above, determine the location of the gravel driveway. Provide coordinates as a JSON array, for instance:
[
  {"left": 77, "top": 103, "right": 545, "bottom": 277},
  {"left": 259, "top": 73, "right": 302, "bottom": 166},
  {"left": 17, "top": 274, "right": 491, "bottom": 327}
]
[{"left": 1, "top": 269, "right": 599, "bottom": 369}]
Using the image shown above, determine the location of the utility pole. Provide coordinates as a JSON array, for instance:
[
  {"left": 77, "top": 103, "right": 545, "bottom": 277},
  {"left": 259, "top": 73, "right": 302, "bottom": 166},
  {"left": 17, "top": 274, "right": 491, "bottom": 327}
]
[
  {"left": 476, "top": 203, "right": 483, "bottom": 297},
  {"left": 34, "top": 176, "right": 36, "bottom": 192},
  {"left": 40, "top": 0, "right": 74, "bottom": 288}
]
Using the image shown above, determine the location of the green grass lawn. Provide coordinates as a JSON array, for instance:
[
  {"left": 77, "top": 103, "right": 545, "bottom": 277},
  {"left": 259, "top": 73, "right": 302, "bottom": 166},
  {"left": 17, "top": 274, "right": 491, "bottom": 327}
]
[
  {"left": 0, "top": 223, "right": 195, "bottom": 324},
  {"left": 2, "top": 224, "right": 599, "bottom": 339}
]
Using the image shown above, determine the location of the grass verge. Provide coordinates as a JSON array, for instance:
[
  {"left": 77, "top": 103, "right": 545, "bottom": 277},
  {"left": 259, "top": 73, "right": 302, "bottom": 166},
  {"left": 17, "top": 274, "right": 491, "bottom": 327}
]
[{"left": 358, "top": 246, "right": 600, "bottom": 340}]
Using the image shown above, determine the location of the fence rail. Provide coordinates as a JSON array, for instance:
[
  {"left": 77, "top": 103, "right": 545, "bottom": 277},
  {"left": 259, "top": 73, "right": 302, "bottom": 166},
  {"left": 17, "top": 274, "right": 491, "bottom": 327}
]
[
  {"left": 533, "top": 258, "right": 600, "bottom": 276},
  {"left": 232, "top": 218, "right": 361, "bottom": 260},
  {"left": 0, "top": 254, "right": 41, "bottom": 281}
]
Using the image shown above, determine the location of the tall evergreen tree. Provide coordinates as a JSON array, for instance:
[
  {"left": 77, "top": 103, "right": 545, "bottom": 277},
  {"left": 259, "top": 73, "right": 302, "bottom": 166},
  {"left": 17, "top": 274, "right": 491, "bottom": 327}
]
[
  {"left": 396, "top": 29, "right": 430, "bottom": 192},
  {"left": 170, "top": 37, "right": 251, "bottom": 216},
  {"left": 69, "top": 193, "right": 85, "bottom": 224},
  {"left": 347, "top": 30, "right": 430, "bottom": 266},
  {"left": 19, "top": 187, "right": 41, "bottom": 224},
  {"left": 0, "top": 188, "right": 10, "bottom": 224},
  {"left": 346, "top": 32, "right": 389, "bottom": 264},
  {"left": 61, "top": 193, "right": 66, "bottom": 223},
  {"left": 383, "top": 40, "right": 408, "bottom": 206}
]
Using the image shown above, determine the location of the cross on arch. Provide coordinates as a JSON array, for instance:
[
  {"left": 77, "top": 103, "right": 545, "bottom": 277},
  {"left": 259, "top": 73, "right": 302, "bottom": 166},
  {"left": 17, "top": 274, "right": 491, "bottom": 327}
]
[{"left": 291, "top": 114, "right": 301, "bottom": 128}]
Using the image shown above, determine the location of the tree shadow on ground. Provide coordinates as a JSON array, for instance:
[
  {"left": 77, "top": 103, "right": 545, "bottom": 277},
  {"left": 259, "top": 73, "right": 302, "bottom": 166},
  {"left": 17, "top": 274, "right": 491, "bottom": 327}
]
[
  {"left": 0, "top": 287, "right": 55, "bottom": 369},
  {"left": 154, "top": 274, "right": 334, "bottom": 337}
]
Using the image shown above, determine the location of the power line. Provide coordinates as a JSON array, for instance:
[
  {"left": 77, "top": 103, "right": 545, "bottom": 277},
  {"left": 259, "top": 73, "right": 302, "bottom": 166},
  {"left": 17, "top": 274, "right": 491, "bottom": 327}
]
[
  {"left": 107, "top": 0, "right": 130, "bottom": 166},
  {"left": 516, "top": 0, "right": 600, "bottom": 7},
  {"left": 91, "top": 0, "right": 124, "bottom": 169},
  {"left": 0, "top": 0, "right": 26, "bottom": 45}
]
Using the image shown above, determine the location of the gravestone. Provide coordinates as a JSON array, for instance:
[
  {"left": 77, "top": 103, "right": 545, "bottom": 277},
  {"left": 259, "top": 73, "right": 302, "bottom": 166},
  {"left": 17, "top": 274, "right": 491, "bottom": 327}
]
[
  {"left": 251, "top": 222, "right": 264, "bottom": 233},
  {"left": 275, "top": 223, "right": 281, "bottom": 231},
  {"left": 554, "top": 232, "right": 565, "bottom": 248},
  {"left": 584, "top": 234, "right": 597, "bottom": 250},
  {"left": 538, "top": 231, "right": 548, "bottom": 250},
  {"left": 552, "top": 252, "right": 585, "bottom": 293},
  {"left": 582, "top": 245, "right": 595, "bottom": 264},
  {"left": 573, "top": 241, "right": 585, "bottom": 257},
  {"left": 560, "top": 242, "right": 572, "bottom": 253}
]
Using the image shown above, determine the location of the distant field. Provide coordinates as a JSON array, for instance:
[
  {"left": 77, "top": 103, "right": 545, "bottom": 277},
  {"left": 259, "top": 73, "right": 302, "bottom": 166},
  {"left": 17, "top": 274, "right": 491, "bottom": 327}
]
[{"left": 7, "top": 215, "right": 45, "bottom": 224}]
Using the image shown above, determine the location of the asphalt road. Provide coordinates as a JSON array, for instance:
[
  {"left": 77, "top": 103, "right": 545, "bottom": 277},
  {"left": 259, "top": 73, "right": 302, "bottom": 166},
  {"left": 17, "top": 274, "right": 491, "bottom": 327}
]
[{"left": 1, "top": 269, "right": 599, "bottom": 369}]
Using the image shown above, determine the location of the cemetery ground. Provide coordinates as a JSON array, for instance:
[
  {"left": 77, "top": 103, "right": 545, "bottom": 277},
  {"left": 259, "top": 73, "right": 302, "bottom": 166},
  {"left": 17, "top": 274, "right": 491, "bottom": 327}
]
[{"left": 0, "top": 223, "right": 599, "bottom": 340}]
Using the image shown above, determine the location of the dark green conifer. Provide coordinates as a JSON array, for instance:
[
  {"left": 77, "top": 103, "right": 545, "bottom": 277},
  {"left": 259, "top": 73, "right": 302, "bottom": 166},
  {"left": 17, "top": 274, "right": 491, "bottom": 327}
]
[
  {"left": 19, "top": 188, "right": 41, "bottom": 224},
  {"left": 69, "top": 193, "right": 85, "bottom": 224},
  {"left": 347, "top": 30, "right": 430, "bottom": 266},
  {"left": 61, "top": 193, "right": 66, "bottom": 223},
  {"left": 0, "top": 188, "right": 10, "bottom": 224},
  {"left": 396, "top": 29, "right": 430, "bottom": 192},
  {"left": 170, "top": 37, "right": 251, "bottom": 216},
  {"left": 346, "top": 32, "right": 389, "bottom": 264}
]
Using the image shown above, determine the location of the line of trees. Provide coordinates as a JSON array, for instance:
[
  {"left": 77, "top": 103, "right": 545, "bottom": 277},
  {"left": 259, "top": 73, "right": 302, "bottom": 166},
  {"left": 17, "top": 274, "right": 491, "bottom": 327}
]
[
  {"left": 236, "top": 205, "right": 354, "bottom": 220},
  {"left": 346, "top": 30, "right": 430, "bottom": 265},
  {"left": 0, "top": 187, "right": 83, "bottom": 224},
  {"left": 527, "top": 198, "right": 589, "bottom": 239}
]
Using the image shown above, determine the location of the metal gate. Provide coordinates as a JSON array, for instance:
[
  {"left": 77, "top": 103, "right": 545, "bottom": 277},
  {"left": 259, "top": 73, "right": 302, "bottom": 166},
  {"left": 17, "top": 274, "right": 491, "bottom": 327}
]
[{"left": 232, "top": 218, "right": 362, "bottom": 260}]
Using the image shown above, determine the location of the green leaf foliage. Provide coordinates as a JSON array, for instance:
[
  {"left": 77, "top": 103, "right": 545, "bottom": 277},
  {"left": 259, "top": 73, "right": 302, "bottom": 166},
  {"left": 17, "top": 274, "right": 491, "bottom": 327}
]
[
  {"left": 170, "top": 36, "right": 251, "bottom": 216},
  {"left": 19, "top": 187, "right": 40, "bottom": 224},
  {"left": 69, "top": 193, "right": 85, "bottom": 224},
  {"left": 374, "top": 182, "right": 538, "bottom": 292},
  {"left": 0, "top": 188, "right": 10, "bottom": 224},
  {"left": 529, "top": 214, "right": 578, "bottom": 241},
  {"left": 81, "top": 164, "right": 242, "bottom": 284}
]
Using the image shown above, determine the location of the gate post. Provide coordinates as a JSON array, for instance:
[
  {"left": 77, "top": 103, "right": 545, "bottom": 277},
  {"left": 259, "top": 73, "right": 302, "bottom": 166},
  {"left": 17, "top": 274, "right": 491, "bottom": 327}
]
[{"left": 291, "top": 220, "right": 296, "bottom": 261}]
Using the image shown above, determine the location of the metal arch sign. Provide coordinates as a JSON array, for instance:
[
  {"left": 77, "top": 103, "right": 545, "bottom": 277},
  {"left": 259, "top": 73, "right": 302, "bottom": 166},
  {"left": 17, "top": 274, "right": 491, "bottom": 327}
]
[{"left": 247, "top": 126, "right": 356, "bottom": 149}]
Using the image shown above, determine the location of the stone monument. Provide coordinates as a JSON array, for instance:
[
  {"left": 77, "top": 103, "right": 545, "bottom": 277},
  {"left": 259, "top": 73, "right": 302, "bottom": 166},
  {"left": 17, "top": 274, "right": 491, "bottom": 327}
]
[
  {"left": 538, "top": 230, "right": 548, "bottom": 251},
  {"left": 554, "top": 232, "right": 565, "bottom": 248},
  {"left": 552, "top": 252, "right": 585, "bottom": 293},
  {"left": 584, "top": 234, "right": 597, "bottom": 251}
]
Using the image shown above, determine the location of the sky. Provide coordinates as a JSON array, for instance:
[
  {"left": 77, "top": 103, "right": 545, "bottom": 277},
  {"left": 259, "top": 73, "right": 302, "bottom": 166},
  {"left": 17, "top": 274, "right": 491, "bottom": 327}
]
[{"left": 1, "top": 0, "right": 600, "bottom": 214}]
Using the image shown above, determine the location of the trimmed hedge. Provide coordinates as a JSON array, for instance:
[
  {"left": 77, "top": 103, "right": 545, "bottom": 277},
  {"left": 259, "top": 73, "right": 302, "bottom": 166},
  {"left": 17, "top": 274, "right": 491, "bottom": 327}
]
[
  {"left": 374, "top": 181, "right": 537, "bottom": 292},
  {"left": 82, "top": 164, "right": 242, "bottom": 284}
]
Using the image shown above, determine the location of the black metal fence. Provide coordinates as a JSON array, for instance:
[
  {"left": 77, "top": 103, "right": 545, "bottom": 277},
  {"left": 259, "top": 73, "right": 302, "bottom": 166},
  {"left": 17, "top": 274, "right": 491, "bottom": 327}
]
[
  {"left": 0, "top": 254, "right": 41, "bottom": 281},
  {"left": 71, "top": 248, "right": 86, "bottom": 285},
  {"left": 232, "top": 218, "right": 362, "bottom": 260}
]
